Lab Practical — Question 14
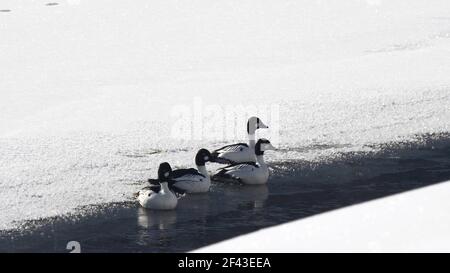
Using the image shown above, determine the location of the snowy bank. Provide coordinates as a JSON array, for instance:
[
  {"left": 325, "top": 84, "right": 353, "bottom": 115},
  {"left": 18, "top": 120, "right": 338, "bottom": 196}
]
[
  {"left": 1, "top": 0, "right": 450, "bottom": 230},
  {"left": 194, "top": 181, "right": 450, "bottom": 253}
]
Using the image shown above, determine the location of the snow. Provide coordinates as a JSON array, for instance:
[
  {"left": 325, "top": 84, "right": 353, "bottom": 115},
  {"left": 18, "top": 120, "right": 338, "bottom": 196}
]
[
  {"left": 1, "top": 0, "right": 450, "bottom": 230},
  {"left": 194, "top": 180, "right": 450, "bottom": 253}
]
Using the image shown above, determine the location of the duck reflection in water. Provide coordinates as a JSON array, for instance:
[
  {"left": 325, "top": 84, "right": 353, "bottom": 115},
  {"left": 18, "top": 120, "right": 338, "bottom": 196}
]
[
  {"left": 137, "top": 207, "right": 177, "bottom": 230},
  {"left": 221, "top": 184, "right": 269, "bottom": 210}
]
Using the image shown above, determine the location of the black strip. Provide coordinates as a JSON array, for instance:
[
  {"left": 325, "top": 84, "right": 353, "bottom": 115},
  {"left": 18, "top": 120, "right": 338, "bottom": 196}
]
[{"left": 0, "top": 253, "right": 446, "bottom": 272}]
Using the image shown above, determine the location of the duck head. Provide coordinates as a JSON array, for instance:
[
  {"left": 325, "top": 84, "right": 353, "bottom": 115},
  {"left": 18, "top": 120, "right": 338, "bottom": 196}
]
[
  {"left": 255, "top": 139, "right": 276, "bottom": 156},
  {"left": 195, "top": 148, "right": 212, "bottom": 166},
  {"left": 157, "top": 162, "right": 173, "bottom": 182},
  {"left": 247, "top": 117, "right": 269, "bottom": 134}
]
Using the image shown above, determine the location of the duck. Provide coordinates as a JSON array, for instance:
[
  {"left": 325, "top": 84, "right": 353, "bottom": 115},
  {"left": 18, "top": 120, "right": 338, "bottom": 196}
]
[
  {"left": 210, "top": 117, "right": 269, "bottom": 164},
  {"left": 149, "top": 149, "right": 212, "bottom": 193},
  {"left": 212, "top": 139, "right": 275, "bottom": 185},
  {"left": 136, "top": 162, "right": 179, "bottom": 210}
]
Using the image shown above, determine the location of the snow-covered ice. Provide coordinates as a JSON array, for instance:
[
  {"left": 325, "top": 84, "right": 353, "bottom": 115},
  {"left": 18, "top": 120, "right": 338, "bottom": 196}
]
[
  {"left": 193, "top": 180, "right": 450, "bottom": 253},
  {"left": 1, "top": 0, "right": 450, "bottom": 230}
]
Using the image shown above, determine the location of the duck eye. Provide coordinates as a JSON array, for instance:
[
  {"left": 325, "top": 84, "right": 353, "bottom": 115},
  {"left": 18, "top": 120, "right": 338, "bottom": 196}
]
[
  {"left": 164, "top": 172, "right": 169, "bottom": 177},
  {"left": 204, "top": 156, "right": 209, "bottom": 160}
]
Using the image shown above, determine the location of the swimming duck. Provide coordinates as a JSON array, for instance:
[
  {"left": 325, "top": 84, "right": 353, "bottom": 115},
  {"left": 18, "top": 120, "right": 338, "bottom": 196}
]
[
  {"left": 210, "top": 117, "right": 269, "bottom": 164},
  {"left": 149, "top": 149, "right": 212, "bottom": 193},
  {"left": 212, "top": 139, "right": 275, "bottom": 185},
  {"left": 137, "top": 162, "right": 179, "bottom": 210}
]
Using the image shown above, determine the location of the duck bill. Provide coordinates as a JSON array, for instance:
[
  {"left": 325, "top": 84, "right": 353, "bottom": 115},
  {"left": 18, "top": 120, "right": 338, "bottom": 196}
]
[{"left": 259, "top": 121, "right": 269, "bottom": 129}]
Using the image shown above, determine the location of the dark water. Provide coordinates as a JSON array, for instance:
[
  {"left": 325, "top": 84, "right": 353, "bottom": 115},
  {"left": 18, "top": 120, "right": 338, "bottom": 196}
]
[{"left": 1, "top": 136, "right": 450, "bottom": 253}]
